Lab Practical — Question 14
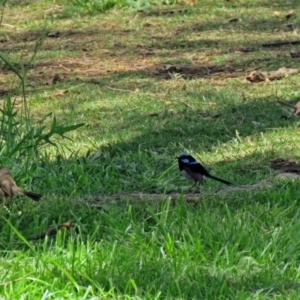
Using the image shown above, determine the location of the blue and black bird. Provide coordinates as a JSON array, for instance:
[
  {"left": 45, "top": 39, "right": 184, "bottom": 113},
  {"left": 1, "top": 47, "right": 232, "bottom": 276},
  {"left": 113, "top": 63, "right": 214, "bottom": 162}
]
[{"left": 177, "top": 153, "right": 232, "bottom": 189}]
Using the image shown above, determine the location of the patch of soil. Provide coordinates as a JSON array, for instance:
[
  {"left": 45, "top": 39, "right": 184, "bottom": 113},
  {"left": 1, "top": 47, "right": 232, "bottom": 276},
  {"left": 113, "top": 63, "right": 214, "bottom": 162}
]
[{"left": 270, "top": 158, "right": 300, "bottom": 173}]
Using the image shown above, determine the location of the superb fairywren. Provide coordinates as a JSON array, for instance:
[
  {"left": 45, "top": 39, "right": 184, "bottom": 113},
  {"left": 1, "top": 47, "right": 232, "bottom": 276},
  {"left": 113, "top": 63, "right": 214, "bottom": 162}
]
[{"left": 177, "top": 153, "right": 231, "bottom": 190}]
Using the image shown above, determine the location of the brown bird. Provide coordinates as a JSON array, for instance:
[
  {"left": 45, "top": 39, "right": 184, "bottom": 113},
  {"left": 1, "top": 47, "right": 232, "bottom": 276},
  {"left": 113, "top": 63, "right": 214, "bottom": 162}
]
[
  {"left": 0, "top": 167, "right": 42, "bottom": 205},
  {"left": 277, "top": 100, "right": 300, "bottom": 116}
]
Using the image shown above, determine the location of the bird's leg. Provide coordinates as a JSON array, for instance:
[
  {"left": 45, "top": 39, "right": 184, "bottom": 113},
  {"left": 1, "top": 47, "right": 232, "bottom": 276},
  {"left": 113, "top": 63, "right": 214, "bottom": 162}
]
[
  {"left": 195, "top": 182, "right": 201, "bottom": 193},
  {"left": 2, "top": 195, "right": 7, "bottom": 206},
  {"left": 188, "top": 181, "right": 201, "bottom": 193},
  {"left": 188, "top": 182, "right": 197, "bottom": 193}
]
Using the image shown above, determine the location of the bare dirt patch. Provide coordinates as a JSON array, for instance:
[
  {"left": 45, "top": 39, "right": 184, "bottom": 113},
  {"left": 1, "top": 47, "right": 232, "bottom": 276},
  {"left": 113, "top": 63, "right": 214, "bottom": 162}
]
[{"left": 1, "top": 3, "right": 300, "bottom": 94}]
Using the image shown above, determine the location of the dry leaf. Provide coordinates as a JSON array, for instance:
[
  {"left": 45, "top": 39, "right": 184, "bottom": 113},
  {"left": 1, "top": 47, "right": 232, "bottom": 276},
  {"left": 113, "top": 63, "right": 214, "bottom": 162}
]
[
  {"left": 246, "top": 67, "right": 299, "bottom": 83},
  {"left": 228, "top": 18, "right": 240, "bottom": 23},
  {"left": 286, "top": 11, "right": 296, "bottom": 19},
  {"left": 53, "top": 90, "right": 68, "bottom": 97},
  {"left": 47, "top": 31, "right": 60, "bottom": 38},
  {"left": 273, "top": 11, "right": 281, "bottom": 17}
]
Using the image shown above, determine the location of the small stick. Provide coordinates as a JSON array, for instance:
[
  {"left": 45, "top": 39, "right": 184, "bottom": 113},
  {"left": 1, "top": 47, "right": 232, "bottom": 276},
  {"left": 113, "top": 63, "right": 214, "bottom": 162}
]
[
  {"left": 262, "top": 40, "right": 300, "bottom": 47},
  {"left": 277, "top": 100, "right": 295, "bottom": 109},
  {"left": 63, "top": 83, "right": 85, "bottom": 91},
  {"left": 59, "top": 64, "right": 71, "bottom": 72},
  {"left": 277, "top": 100, "right": 300, "bottom": 115},
  {"left": 180, "top": 100, "right": 193, "bottom": 109},
  {"left": 29, "top": 221, "right": 72, "bottom": 240}
]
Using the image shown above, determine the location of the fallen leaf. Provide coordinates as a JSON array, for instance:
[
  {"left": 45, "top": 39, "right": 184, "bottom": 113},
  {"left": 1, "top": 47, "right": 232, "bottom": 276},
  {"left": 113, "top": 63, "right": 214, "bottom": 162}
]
[
  {"left": 286, "top": 11, "right": 296, "bottom": 19},
  {"left": 228, "top": 18, "right": 240, "bottom": 23},
  {"left": 53, "top": 90, "right": 69, "bottom": 97},
  {"left": 47, "top": 31, "right": 60, "bottom": 38},
  {"left": 246, "top": 67, "right": 299, "bottom": 83}
]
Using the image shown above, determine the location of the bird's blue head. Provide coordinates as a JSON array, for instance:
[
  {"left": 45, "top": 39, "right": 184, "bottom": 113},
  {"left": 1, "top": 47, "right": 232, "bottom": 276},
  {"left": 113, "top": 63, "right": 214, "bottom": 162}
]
[{"left": 177, "top": 153, "right": 196, "bottom": 163}]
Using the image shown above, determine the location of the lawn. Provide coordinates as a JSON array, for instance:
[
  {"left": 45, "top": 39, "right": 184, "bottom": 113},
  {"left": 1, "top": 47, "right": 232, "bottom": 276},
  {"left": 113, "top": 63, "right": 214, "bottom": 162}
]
[{"left": 1, "top": 0, "right": 300, "bottom": 298}]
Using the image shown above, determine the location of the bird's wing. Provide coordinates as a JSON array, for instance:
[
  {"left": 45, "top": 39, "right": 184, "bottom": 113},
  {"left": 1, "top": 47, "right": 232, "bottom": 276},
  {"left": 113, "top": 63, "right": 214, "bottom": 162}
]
[
  {"left": 0, "top": 178, "right": 13, "bottom": 196},
  {"left": 0, "top": 168, "right": 11, "bottom": 177},
  {"left": 183, "top": 165, "right": 204, "bottom": 183},
  {"left": 186, "top": 161, "right": 210, "bottom": 176}
]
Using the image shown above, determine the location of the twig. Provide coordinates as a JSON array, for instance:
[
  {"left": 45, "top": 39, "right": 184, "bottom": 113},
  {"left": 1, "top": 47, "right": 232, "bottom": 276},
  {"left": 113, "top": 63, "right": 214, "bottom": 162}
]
[
  {"left": 59, "top": 64, "right": 71, "bottom": 72},
  {"left": 148, "top": 112, "right": 160, "bottom": 117},
  {"left": 246, "top": 66, "right": 263, "bottom": 72},
  {"left": 180, "top": 100, "right": 193, "bottom": 109},
  {"left": 63, "top": 83, "right": 85, "bottom": 91},
  {"left": 51, "top": 83, "right": 86, "bottom": 98},
  {"left": 88, "top": 182, "right": 273, "bottom": 203},
  {"left": 262, "top": 40, "right": 300, "bottom": 47},
  {"left": 29, "top": 221, "right": 72, "bottom": 240}
]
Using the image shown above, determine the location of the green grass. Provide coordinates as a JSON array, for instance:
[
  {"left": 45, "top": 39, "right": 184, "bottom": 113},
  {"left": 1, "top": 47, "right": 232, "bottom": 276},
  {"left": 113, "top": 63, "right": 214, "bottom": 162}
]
[
  {"left": 2, "top": 192, "right": 300, "bottom": 298},
  {"left": 1, "top": 0, "right": 300, "bottom": 298}
]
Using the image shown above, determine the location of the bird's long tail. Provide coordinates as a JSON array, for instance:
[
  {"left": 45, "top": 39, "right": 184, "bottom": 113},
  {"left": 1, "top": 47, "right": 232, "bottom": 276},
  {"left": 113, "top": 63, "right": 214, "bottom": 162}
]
[
  {"left": 22, "top": 190, "right": 42, "bottom": 201},
  {"left": 207, "top": 174, "right": 232, "bottom": 185}
]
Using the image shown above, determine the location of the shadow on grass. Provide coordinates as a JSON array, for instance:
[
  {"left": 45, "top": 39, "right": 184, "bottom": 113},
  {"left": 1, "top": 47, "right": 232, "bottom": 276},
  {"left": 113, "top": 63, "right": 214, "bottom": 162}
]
[
  {"left": 49, "top": 78, "right": 298, "bottom": 152},
  {"left": 0, "top": 0, "right": 299, "bottom": 196},
  {"left": 1, "top": 0, "right": 300, "bottom": 97},
  {"left": 23, "top": 90, "right": 299, "bottom": 195}
]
